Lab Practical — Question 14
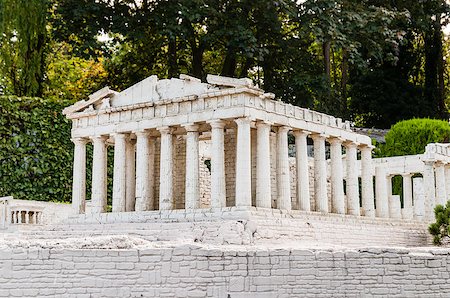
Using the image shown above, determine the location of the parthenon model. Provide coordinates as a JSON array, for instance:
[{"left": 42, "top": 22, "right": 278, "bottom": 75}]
[{"left": 59, "top": 73, "right": 445, "bottom": 231}]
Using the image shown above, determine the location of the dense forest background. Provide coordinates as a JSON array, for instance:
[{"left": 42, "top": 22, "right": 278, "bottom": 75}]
[{"left": 0, "top": 0, "right": 450, "bottom": 128}]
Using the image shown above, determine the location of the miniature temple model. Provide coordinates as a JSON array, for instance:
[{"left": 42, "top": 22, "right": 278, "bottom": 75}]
[{"left": 62, "top": 74, "right": 450, "bottom": 222}]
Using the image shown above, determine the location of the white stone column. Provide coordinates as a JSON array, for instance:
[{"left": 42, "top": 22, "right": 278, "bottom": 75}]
[
  {"left": 25, "top": 211, "right": 29, "bottom": 224},
  {"left": 311, "top": 134, "right": 328, "bottom": 213},
  {"left": 402, "top": 174, "right": 413, "bottom": 219},
  {"left": 135, "top": 131, "right": 153, "bottom": 211},
  {"left": 329, "top": 137, "right": 345, "bottom": 214},
  {"left": 293, "top": 130, "right": 310, "bottom": 211},
  {"left": 18, "top": 211, "right": 22, "bottom": 224},
  {"left": 413, "top": 177, "right": 425, "bottom": 220},
  {"left": 112, "top": 133, "right": 127, "bottom": 212},
  {"left": 435, "top": 162, "right": 447, "bottom": 206},
  {"left": 91, "top": 135, "right": 108, "bottom": 214},
  {"left": 445, "top": 165, "right": 450, "bottom": 202},
  {"left": 159, "top": 127, "right": 174, "bottom": 210},
  {"left": 344, "top": 142, "right": 359, "bottom": 216},
  {"left": 360, "top": 145, "right": 375, "bottom": 217},
  {"left": 184, "top": 124, "right": 200, "bottom": 209},
  {"left": 276, "top": 126, "right": 291, "bottom": 210},
  {"left": 423, "top": 161, "right": 436, "bottom": 219},
  {"left": 125, "top": 138, "right": 136, "bottom": 212},
  {"left": 375, "top": 165, "right": 389, "bottom": 218},
  {"left": 256, "top": 122, "right": 272, "bottom": 208},
  {"left": 32, "top": 212, "right": 37, "bottom": 224},
  {"left": 12, "top": 211, "right": 16, "bottom": 224},
  {"left": 209, "top": 120, "right": 226, "bottom": 208},
  {"left": 235, "top": 118, "right": 252, "bottom": 207},
  {"left": 389, "top": 195, "right": 402, "bottom": 219},
  {"left": 71, "top": 138, "right": 88, "bottom": 214}
]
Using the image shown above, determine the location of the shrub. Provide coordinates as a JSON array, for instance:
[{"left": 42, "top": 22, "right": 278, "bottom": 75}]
[
  {"left": 377, "top": 118, "right": 450, "bottom": 158},
  {"left": 428, "top": 201, "right": 450, "bottom": 245},
  {"left": 0, "top": 96, "right": 73, "bottom": 202}
]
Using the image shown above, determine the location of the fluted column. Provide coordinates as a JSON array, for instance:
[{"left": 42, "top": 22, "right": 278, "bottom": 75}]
[
  {"left": 158, "top": 127, "right": 174, "bottom": 210},
  {"left": 71, "top": 138, "right": 88, "bottom": 214},
  {"left": 91, "top": 135, "right": 108, "bottom": 214},
  {"left": 375, "top": 165, "right": 389, "bottom": 218},
  {"left": 293, "top": 130, "right": 310, "bottom": 211},
  {"left": 329, "top": 137, "right": 345, "bottom": 214},
  {"left": 125, "top": 138, "right": 136, "bottom": 212},
  {"left": 184, "top": 124, "right": 200, "bottom": 209},
  {"left": 413, "top": 177, "right": 425, "bottom": 220},
  {"left": 423, "top": 161, "right": 436, "bottom": 219},
  {"left": 209, "top": 120, "right": 226, "bottom": 208},
  {"left": 256, "top": 122, "right": 272, "bottom": 208},
  {"left": 235, "top": 118, "right": 252, "bottom": 207},
  {"left": 135, "top": 131, "right": 153, "bottom": 211},
  {"left": 402, "top": 173, "right": 413, "bottom": 219},
  {"left": 446, "top": 165, "right": 450, "bottom": 202},
  {"left": 344, "top": 142, "right": 359, "bottom": 216},
  {"left": 112, "top": 133, "right": 127, "bottom": 212},
  {"left": 360, "top": 145, "right": 375, "bottom": 217},
  {"left": 276, "top": 126, "right": 291, "bottom": 210},
  {"left": 435, "top": 162, "right": 447, "bottom": 206},
  {"left": 311, "top": 134, "right": 328, "bottom": 213}
]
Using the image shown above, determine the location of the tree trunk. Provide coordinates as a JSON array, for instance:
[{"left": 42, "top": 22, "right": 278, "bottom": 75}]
[
  {"left": 168, "top": 38, "right": 178, "bottom": 78},
  {"left": 323, "top": 41, "right": 331, "bottom": 82},
  {"left": 239, "top": 57, "right": 253, "bottom": 78},
  {"left": 221, "top": 47, "right": 237, "bottom": 77},
  {"left": 190, "top": 40, "right": 204, "bottom": 80},
  {"left": 341, "top": 49, "right": 349, "bottom": 117}
]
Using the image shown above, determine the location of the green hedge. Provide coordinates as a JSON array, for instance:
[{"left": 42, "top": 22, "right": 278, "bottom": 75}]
[
  {"left": 377, "top": 118, "right": 450, "bottom": 158},
  {"left": 0, "top": 96, "right": 73, "bottom": 202}
]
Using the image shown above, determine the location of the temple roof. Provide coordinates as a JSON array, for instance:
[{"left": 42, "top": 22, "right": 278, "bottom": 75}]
[{"left": 63, "top": 74, "right": 260, "bottom": 116}]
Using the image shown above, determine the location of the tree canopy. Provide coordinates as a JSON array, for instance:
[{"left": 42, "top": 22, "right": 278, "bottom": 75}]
[{"left": 0, "top": 0, "right": 449, "bottom": 128}]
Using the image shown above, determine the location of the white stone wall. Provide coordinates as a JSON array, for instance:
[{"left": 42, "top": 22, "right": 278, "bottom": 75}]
[{"left": 0, "top": 243, "right": 449, "bottom": 297}]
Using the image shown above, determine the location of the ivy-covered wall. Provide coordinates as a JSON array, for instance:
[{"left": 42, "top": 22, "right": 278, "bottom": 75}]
[{"left": 0, "top": 96, "right": 73, "bottom": 202}]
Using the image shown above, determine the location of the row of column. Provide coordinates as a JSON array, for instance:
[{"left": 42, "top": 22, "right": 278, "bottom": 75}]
[{"left": 11, "top": 210, "right": 42, "bottom": 224}]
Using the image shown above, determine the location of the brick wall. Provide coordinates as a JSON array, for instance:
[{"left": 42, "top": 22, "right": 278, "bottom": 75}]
[{"left": 0, "top": 243, "right": 449, "bottom": 297}]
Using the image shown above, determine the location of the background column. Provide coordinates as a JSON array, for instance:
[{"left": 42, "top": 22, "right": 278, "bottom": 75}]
[
  {"left": 135, "top": 130, "right": 152, "bottom": 211},
  {"left": 71, "top": 138, "right": 87, "bottom": 214},
  {"left": 256, "top": 121, "right": 272, "bottom": 208},
  {"left": 423, "top": 161, "right": 436, "bottom": 219},
  {"left": 209, "top": 120, "right": 226, "bottom": 208},
  {"left": 329, "top": 137, "right": 345, "bottom": 214},
  {"left": 360, "top": 145, "right": 375, "bottom": 217},
  {"left": 344, "top": 142, "right": 360, "bottom": 216},
  {"left": 184, "top": 124, "right": 200, "bottom": 209},
  {"left": 125, "top": 137, "right": 136, "bottom": 212},
  {"left": 159, "top": 127, "right": 174, "bottom": 210},
  {"left": 293, "top": 130, "right": 311, "bottom": 211},
  {"left": 235, "top": 118, "right": 252, "bottom": 207},
  {"left": 90, "top": 135, "right": 108, "bottom": 214},
  {"left": 312, "top": 134, "right": 328, "bottom": 213},
  {"left": 112, "top": 133, "right": 127, "bottom": 212},
  {"left": 402, "top": 173, "right": 413, "bottom": 219},
  {"left": 375, "top": 165, "right": 389, "bottom": 218},
  {"left": 435, "top": 162, "right": 447, "bottom": 206},
  {"left": 276, "top": 126, "right": 291, "bottom": 210}
]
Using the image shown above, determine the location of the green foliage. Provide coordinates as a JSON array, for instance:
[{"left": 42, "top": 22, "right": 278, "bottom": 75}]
[
  {"left": 0, "top": 0, "right": 49, "bottom": 96},
  {"left": 428, "top": 201, "right": 450, "bottom": 245},
  {"left": 377, "top": 119, "right": 450, "bottom": 157},
  {"left": 0, "top": 96, "right": 73, "bottom": 202}
]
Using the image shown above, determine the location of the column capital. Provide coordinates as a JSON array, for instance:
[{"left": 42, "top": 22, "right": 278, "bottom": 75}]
[
  {"left": 343, "top": 140, "right": 359, "bottom": 149},
  {"left": 292, "top": 129, "right": 310, "bottom": 138},
  {"left": 234, "top": 117, "right": 252, "bottom": 126},
  {"left": 208, "top": 119, "right": 226, "bottom": 129},
  {"left": 111, "top": 132, "right": 127, "bottom": 140},
  {"left": 359, "top": 144, "right": 375, "bottom": 151},
  {"left": 401, "top": 173, "right": 414, "bottom": 178},
  {"left": 157, "top": 126, "right": 174, "bottom": 135},
  {"left": 183, "top": 123, "right": 200, "bottom": 132},
  {"left": 255, "top": 120, "right": 273, "bottom": 129},
  {"left": 71, "top": 137, "right": 89, "bottom": 145},
  {"left": 277, "top": 125, "right": 291, "bottom": 134},
  {"left": 328, "top": 136, "right": 344, "bottom": 145},
  {"left": 90, "top": 135, "right": 108, "bottom": 143},
  {"left": 134, "top": 129, "right": 152, "bottom": 137},
  {"left": 310, "top": 133, "right": 327, "bottom": 141}
]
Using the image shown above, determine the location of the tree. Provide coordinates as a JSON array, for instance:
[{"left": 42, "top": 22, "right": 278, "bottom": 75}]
[
  {"left": 429, "top": 201, "right": 450, "bottom": 245},
  {"left": 0, "top": 0, "right": 49, "bottom": 97}
]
